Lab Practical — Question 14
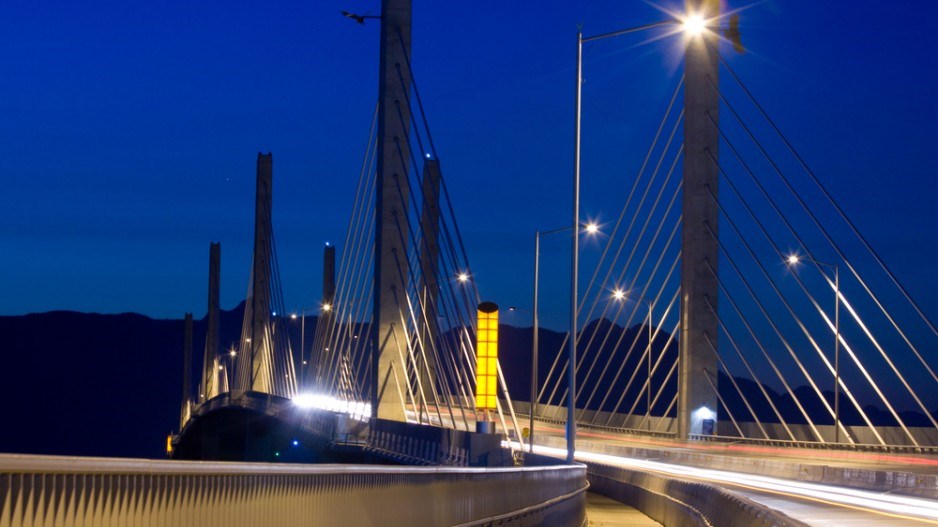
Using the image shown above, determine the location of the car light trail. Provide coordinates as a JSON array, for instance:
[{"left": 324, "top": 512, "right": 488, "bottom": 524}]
[{"left": 516, "top": 442, "right": 938, "bottom": 524}]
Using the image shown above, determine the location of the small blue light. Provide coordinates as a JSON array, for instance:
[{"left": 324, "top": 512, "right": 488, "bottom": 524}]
[
  {"left": 272, "top": 311, "right": 277, "bottom": 316},
  {"left": 292, "top": 440, "right": 299, "bottom": 447}
]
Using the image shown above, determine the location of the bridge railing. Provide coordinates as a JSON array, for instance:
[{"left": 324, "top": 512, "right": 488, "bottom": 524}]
[{"left": 0, "top": 454, "right": 587, "bottom": 526}]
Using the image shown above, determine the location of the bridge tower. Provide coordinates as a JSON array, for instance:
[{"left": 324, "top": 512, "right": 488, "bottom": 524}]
[
  {"left": 372, "top": 0, "right": 412, "bottom": 421},
  {"left": 180, "top": 312, "right": 193, "bottom": 428},
  {"left": 245, "top": 153, "right": 274, "bottom": 393},
  {"left": 200, "top": 242, "right": 221, "bottom": 400},
  {"left": 315, "top": 242, "right": 336, "bottom": 389},
  {"left": 678, "top": 0, "right": 720, "bottom": 439},
  {"left": 417, "top": 158, "right": 442, "bottom": 396},
  {"left": 323, "top": 242, "right": 336, "bottom": 308}
]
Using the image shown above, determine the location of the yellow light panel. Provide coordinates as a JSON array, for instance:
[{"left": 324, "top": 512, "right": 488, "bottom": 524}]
[{"left": 475, "top": 303, "right": 499, "bottom": 411}]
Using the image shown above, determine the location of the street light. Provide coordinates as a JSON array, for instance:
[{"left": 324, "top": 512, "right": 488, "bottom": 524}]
[
  {"left": 518, "top": 222, "right": 599, "bottom": 454},
  {"left": 292, "top": 305, "right": 330, "bottom": 384},
  {"left": 567, "top": 8, "right": 717, "bottom": 462},
  {"left": 571, "top": 14, "right": 695, "bottom": 463},
  {"left": 457, "top": 272, "right": 470, "bottom": 283},
  {"left": 787, "top": 253, "right": 841, "bottom": 443},
  {"left": 612, "top": 289, "right": 654, "bottom": 429}
]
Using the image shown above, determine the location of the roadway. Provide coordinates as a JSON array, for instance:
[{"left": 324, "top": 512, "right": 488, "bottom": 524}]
[{"left": 525, "top": 420, "right": 938, "bottom": 526}]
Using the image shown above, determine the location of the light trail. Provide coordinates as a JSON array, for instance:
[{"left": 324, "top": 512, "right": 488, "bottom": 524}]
[{"left": 517, "top": 442, "right": 938, "bottom": 524}]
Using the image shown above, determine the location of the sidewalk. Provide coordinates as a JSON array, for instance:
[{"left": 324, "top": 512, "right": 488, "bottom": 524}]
[{"left": 586, "top": 492, "right": 661, "bottom": 526}]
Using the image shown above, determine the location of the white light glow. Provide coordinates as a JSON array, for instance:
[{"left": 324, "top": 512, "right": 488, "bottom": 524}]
[
  {"left": 613, "top": 289, "right": 626, "bottom": 300},
  {"left": 293, "top": 393, "right": 371, "bottom": 421},
  {"left": 457, "top": 273, "right": 470, "bottom": 283},
  {"left": 787, "top": 254, "right": 800, "bottom": 265},
  {"left": 694, "top": 406, "right": 715, "bottom": 420},
  {"left": 584, "top": 223, "right": 599, "bottom": 234},
  {"left": 682, "top": 14, "right": 706, "bottom": 36}
]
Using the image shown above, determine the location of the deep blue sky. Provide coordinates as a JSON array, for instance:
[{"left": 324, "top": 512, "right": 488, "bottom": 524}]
[{"left": 2, "top": 0, "right": 936, "bottom": 331}]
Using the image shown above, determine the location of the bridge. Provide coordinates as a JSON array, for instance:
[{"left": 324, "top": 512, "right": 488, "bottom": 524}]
[{"left": 4, "top": 0, "right": 938, "bottom": 525}]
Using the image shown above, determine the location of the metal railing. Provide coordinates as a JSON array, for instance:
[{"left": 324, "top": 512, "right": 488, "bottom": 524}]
[{"left": 0, "top": 454, "right": 586, "bottom": 526}]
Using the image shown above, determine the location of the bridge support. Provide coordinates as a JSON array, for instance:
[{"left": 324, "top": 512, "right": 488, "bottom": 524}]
[
  {"left": 323, "top": 242, "right": 336, "bottom": 307},
  {"left": 201, "top": 242, "right": 221, "bottom": 400},
  {"left": 417, "top": 158, "right": 441, "bottom": 399},
  {"left": 678, "top": 0, "right": 720, "bottom": 439},
  {"left": 242, "top": 153, "right": 274, "bottom": 394},
  {"left": 181, "top": 313, "right": 193, "bottom": 428},
  {"left": 373, "top": 0, "right": 412, "bottom": 422},
  {"left": 319, "top": 242, "right": 336, "bottom": 392}
]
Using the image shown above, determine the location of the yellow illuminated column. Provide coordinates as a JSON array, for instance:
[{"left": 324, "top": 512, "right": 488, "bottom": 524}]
[{"left": 476, "top": 302, "right": 499, "bottom": 431}]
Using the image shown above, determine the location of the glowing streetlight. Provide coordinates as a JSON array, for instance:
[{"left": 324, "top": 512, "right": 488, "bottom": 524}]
[
  {"left": 681, "top": 13, "right": 707, "bottom": 36},
  {"left": 290, "top": 313, "right": 298, "bottom": 320},
  {"left": 322, "top": 303, "right": 333, "bottom": 312},
  {"left": 523, "top": 222, "right": 600, "bottom": 454},
  {"left": 571, "top": 4, "right": 725, "bottom": 459},
  {"left": 612, "top": 289, "right": 655, "bottom": 429},
  {"left": 457, "top": 272, "right": 470, "bottom": 283},
  {"left": 786, "top": 253, "right": 841, "bottom": 443}
]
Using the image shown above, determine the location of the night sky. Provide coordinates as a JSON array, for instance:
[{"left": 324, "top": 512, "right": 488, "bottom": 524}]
[{"left": 2, "top": 0, "right": 937, "bottom": 332}]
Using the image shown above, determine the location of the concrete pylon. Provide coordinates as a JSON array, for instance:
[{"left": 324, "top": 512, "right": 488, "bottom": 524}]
[
  {"left": 417, "top": 158, "right": 441, "bottom": 397},
  {"left": 323, "top": 243, "right": 336, "bottom": 306},
  {"left": 314, "top": 243, "right": 336, "bottom": 387},
  {"left": 181, "top": 313, "right": 193, "bottom": 428},
  {"left": 372, "top": 0, "right": 411, "bottom": 422},
  {"left": 201, "top": 242, "right": 221, "bottom": 400},
  {"left": 679, "top": 0, "right": 720, "bottom": 439},
  {"left": 248, "top": 153, "right": 273, "bottom": 394}
]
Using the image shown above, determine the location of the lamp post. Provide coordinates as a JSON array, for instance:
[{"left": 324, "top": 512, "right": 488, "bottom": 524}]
[
  {"left": 787, "top": 254, "right": 841, "bottom": 443},
  {"left": 572, "top": 15, "right": 689, "bottom": 463},
  {"left": 292, "top": 304, "right": 332, "bottom": 387},
  {"left": 613, "top": 289, "right": 654, "bottom": 429},
  {"left": 526, "top": 222, "right": 599, "bottom": 454}
]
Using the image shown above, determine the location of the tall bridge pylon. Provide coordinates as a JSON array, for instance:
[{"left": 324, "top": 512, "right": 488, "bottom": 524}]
[
  {"left": 678, "top": 0, "right": 720, "bottom": 439},
  {"left": 373, "top": 0, "right": 413, "bottom": 422},
  {"left": 229, "top": 153, "right": 298, "bottom": 399},
  {"left": 200, "top": 242, "right": 222, "bottom": 401}
]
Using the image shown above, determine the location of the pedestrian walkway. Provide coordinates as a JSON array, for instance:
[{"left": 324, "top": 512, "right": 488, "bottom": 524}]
[{"left": 586, "top": 492, "right": 661, "bottom": 526}]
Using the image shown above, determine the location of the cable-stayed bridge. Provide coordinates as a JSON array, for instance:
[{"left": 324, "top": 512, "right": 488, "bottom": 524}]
[{"left": 4, "top": 1, "right": 938, "bottom": 525}]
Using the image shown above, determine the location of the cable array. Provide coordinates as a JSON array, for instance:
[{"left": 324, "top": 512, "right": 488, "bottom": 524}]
[{"left": 309, "top": 37, "right": 525, "bottom": 441}]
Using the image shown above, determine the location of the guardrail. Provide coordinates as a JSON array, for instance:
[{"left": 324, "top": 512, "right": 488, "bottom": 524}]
[{"left": 0, "top": 454, "right": 587, "bottom": 526}]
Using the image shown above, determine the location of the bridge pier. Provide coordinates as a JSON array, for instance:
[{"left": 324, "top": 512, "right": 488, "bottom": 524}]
[
  {"left": 201, "top": 241, "right": 221, "bottom": 399},
  {"left": 417, "top": 158, "right": 441, "bottom": 400},
  {"left": 678, "top": 0, "right": 720, "bottom": 439},
  {"left": 373, "top": 0, "right": 412, "bottom": 422}
]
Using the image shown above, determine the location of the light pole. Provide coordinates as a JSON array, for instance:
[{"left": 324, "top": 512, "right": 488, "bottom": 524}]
[
  {"left": 613, "top": 289, "right": 654, "bottom": 429},
  {"left": 292, "top": 304, "right": 332, "bottom": 387},
  {"left": 787, "top": 254, "right": 841, "bottom": 443},
  {"left": 572, "top": 15, "right": 689, "bottom": 463},
  {"left": 519, "top": 222, "right": 598, "bottom": 454}
]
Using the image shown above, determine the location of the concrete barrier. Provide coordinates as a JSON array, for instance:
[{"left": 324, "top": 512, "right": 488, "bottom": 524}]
[
  {"left": 587, "top": 462, "right": 809, "bottom": 527},
  {"left": 0, "top": 454, "right": 588, "bottom": 526}
]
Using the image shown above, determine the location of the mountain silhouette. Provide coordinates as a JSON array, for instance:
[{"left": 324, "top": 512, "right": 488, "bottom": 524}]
[{"left": 1, "top": 309, "right": 931, "bottom": 458}]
